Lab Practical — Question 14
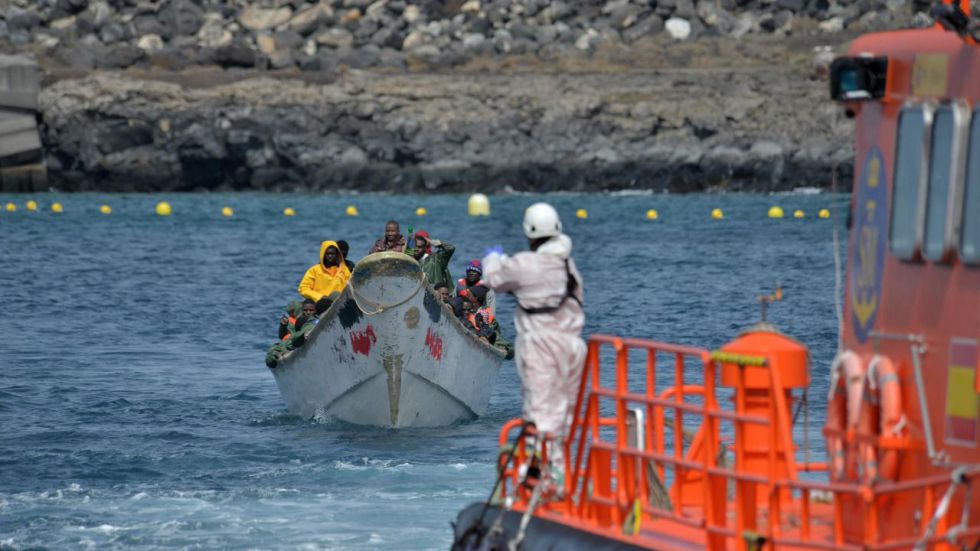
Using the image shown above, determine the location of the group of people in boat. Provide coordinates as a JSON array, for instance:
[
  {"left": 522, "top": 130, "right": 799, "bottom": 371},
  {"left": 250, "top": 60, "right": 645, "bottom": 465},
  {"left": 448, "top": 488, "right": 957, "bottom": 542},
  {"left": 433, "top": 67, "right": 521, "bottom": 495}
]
[
  {"left": 265, "top": 220, "right": 513, "bottom": 367},
  {"left": 267, "top": 202, "right": 586, "bottom": 494}
]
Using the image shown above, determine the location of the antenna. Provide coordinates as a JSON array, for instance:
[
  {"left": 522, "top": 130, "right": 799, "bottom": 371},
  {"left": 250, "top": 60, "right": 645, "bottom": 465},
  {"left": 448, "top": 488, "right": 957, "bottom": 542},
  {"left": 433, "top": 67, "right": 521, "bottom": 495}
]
[{"left": 757, "top": 282, "right": 783, "bottom": 323}]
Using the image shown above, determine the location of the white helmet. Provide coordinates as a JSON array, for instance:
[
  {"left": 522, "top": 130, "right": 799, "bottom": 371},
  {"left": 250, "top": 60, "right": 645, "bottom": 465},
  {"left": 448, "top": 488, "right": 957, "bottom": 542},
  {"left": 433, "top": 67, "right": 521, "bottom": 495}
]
[{"left": 523, "top": 202, "right": 562, "bottom": 239}]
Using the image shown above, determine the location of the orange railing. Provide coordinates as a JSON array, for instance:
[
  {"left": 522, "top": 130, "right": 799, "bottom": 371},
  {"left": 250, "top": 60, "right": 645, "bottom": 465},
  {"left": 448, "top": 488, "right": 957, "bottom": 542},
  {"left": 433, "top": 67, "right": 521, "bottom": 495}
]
[{"left": 495, "top": 335, "right": 980, "bottom": 550}]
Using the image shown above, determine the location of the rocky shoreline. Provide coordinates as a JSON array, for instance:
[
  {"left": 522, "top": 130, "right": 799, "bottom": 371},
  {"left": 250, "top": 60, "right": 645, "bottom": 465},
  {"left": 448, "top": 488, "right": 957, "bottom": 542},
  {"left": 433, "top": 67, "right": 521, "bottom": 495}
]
[{"left": 5, "top": 0, "right": 958, "bottom": 192}]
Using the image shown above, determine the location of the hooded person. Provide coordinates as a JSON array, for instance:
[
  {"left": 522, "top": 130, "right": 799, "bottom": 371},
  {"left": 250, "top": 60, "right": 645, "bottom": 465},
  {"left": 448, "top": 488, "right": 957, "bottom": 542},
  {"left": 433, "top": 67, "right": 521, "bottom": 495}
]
[
  {"left": 456, "top": 260, "right": 496, "bottom": 315},
  {"left": 298, "top": 240, "right": 352, "bottom": 304},
  {"left": 407, "top": 230, "right": 455, "bottom": 290},
  {"left": 481, "top": 202, "right": 585, "bottom": 488}
]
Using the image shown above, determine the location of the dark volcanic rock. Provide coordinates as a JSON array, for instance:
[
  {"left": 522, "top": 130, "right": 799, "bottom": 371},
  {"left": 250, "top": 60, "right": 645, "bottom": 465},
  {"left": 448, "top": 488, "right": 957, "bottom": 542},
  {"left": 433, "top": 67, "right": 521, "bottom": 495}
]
[{"left": 38, "top": 68, "right": 852, "bottom": 193}]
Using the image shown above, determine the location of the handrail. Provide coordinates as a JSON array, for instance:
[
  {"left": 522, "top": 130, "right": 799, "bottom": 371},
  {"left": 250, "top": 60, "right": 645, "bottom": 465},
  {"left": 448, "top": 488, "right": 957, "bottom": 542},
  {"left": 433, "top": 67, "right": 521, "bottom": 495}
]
[{"left": 493, "top": 334, "right": 980, "bottom": 550}]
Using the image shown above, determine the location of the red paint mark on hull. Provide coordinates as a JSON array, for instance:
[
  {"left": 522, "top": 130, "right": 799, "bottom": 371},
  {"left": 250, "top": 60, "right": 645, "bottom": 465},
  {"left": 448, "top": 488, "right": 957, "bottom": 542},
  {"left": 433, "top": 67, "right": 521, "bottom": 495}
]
[
  {"left": 425, "top": 328, "right": 443, "bottom": 361},
  {"left": 350, "top": 325, "right": 377, "bottom": 356}
]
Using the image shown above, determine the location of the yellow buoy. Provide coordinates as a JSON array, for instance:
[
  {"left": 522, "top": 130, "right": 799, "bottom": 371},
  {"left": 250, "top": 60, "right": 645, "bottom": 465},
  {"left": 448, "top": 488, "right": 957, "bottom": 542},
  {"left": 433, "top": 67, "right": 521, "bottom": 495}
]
[
  {"left": 575, "top": 208, "right": 588, "bottom": 219},
  {"left": 155, "top": 201, "right": 172, "bottom": 216},
  {"left": 345, "top": 205, "right": 359, "bottom": 216},
  {"left": 711, "top": 208, "right": 723, "bottom": 220},
  {"left": 768, "top": 206, "right": 784, "bottom": 219},
  {"left": 100, "top": 205, "right": 112, "bottom": 214},
  {"left": 794, "top": 210, "right": 805, "bottom": 219},
  {"left": 646, "top": 209, "right": 658, "bottom": 220},
  {"left": 221, "top": 206, "right": 234, "bottom": 217},
  {"left": 416, "top": 207, "right": 427, "bottom": 216},
  {"left": 818, "top": 208, "right": 830, "bottom": 219},
  {"left": 26, "top": 200, "right": 38, "bottom": 212},
  {"left": 283, "top": 207, "right": 295, "bottom": 217},
  {"left": 467, "top": 193, "right": 490, "bottom": 217},
  {"left": 51, "top": 202, "right": 63, "bottom": 213},
  {"left": 5, "top": 202, "right": 16, "bottom": 212}
]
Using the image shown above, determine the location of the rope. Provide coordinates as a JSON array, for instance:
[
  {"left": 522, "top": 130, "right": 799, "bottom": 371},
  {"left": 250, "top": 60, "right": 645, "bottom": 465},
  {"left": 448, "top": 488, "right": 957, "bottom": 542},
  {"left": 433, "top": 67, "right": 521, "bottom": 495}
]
[
  {"left": 350, "top": 275, "right": 425, "bottom": 316},
  {"left": 452, "top": 421, "right": 534, "bottom": 551},
  {"left": 915, "top": 467, "right": 969, "bottom": 551}
]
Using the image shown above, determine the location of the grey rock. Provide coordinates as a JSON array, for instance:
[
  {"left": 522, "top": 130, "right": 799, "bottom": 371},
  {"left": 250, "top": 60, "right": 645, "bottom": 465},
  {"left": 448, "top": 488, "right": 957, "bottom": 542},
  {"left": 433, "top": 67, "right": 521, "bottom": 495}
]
[
  {"left": 97, "top": 45, "right": 145, "bottom": 69},
  {"left": 211, "top": 43, "right": 257, "bottom": 68},
  {"left": 98, "top": 22, "right": 128, "bottom": 44},
  {"left": 340, "top": 145, "right": 368, "bottom": 165},
  {"left": 534, "top": 24, "right": 558, "bottom": 44},
  {"left": 674, "top": 0, "right": 698, "bottom": 19},
  {"left": 340, "top": 45, "right": 381, "bottom": 68},
  {"left": 316, "top": 27, "right": 354, "bottom": 48},
  {"left": 622, "top": 14, "right": 664, "bottom": 42},
  {"left": 133, "top": 14, "right": 171, "bottom": 40},
  {"left": 6, "top": 7, "right": 42, "bottom": 32},
  {"left": 778, "top": 0, "right": 806, "bottom": 11},
  {"left": 240, "top": 6, "right": 294, "bottom": 31},
  {"left": 160, "top": 0, "right": 205, "bottom": 36},
  {"left": 57, "top": 0, "right": 88, "bottom": 15}
]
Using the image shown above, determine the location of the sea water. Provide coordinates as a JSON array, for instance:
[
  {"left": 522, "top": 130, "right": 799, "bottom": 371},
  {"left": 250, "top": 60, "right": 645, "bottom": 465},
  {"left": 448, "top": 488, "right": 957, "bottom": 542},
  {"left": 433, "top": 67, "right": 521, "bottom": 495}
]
[{"left": 0, "top": 192, "right": 847, "bottom": 550}]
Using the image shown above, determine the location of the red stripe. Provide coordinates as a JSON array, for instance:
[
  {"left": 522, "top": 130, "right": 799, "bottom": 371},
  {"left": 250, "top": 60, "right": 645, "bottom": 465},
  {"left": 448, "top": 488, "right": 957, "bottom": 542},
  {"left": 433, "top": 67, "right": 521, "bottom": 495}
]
[
  {"left": 949, "top": 340, "right": 978, "bottom": 368},
  {"left": 946, "top": 415, "right": 977, "bottom": 444}
]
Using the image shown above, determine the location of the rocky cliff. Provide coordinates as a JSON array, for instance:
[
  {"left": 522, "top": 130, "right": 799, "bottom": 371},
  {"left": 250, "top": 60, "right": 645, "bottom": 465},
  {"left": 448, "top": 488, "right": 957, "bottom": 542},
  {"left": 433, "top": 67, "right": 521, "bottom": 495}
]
[{"left": 6, "top": 0, "right": 962, "bottom": 192}]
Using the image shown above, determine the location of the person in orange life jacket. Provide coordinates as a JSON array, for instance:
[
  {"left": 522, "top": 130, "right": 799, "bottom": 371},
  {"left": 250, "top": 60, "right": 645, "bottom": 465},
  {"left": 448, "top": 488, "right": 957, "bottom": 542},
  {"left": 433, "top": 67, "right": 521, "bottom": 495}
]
[
  {"left": 337, "top": 240, "right": 356, "bottom": 272},
  {"left": 464, "top": 285, "right": 514, "bottom": 359},
  {"left": 266, "top": 303, "right": 322, "bottom": 368},
  {"left": 456, "top": 260, "right": 495, "bottom": 315},
  {"left": 407, "top": 230, "right": 455, "bottom": 289},
  {"left": 280, "top": 299, "right": 314, "bottom": 341},
  {"left": 298, "top": 240, "right": 351, "bottom": 306},
  {"left": 278, "top": 300, "right": 303, "bottom": 340},
  {"left": 369, "top": 220, "right": 407, "bottom": 254}
]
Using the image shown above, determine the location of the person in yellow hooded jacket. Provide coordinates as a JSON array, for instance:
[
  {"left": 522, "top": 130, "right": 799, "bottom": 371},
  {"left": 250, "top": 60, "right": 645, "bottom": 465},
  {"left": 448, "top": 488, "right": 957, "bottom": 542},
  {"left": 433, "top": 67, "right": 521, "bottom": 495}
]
[{"left": 298, "top": 240, "right": 351, "bottom": 308}]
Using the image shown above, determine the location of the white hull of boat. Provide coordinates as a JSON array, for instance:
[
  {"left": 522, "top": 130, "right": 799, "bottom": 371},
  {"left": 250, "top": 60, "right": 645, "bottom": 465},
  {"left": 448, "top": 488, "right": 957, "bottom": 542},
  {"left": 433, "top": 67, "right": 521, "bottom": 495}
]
[{"left": 269, "top": 252, "right": 505, "bottom": 428}]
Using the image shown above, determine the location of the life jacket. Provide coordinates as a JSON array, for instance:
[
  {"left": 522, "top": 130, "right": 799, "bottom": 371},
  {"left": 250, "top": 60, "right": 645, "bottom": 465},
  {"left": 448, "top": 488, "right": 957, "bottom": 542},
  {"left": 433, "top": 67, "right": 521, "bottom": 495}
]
[
  {"left": 457, "top": 278, "right": 484, "bottom": 294},
  {"left": 467, "top": 308, "right": 494, "bottom": 329},
  {"left": 281, "top": 315, "right": 297, "bottom": 341}
]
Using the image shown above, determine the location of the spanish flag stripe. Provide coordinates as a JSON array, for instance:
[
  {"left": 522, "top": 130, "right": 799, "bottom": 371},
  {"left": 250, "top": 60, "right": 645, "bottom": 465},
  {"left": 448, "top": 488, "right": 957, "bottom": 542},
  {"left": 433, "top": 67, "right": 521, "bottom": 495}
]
[
  {"left": 945, "top": 340, "right": 979, "bottom": 446},
  {"left": 946, "top": 366, "right": 978, "bottom": 418}
]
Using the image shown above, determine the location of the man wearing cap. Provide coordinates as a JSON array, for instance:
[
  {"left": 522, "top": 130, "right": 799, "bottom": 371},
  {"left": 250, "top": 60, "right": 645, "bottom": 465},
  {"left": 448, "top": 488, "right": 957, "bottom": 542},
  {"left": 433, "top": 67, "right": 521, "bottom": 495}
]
[
  {"left": 481, "top": 202, "right": 585, "bottom": 489},
  {"left": 456, "top": 259, "right": 496, "bottom": 316},
  {"left": 407, "top": 230, "right": 455, "bottom": 289}
]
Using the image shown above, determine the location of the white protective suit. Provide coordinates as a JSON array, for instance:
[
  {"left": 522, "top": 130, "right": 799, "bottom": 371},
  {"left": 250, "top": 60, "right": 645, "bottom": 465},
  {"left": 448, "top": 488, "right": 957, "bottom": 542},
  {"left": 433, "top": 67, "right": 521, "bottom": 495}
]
[{"left": 482, "top": 233, "right": 586, "bottom": 439}]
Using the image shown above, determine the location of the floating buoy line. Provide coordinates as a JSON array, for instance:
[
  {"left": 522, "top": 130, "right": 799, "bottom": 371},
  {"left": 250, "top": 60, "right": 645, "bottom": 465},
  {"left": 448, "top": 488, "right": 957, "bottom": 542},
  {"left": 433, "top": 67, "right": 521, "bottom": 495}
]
[{"left": 0, "top": 196, "right": 834, "bottom": 221}]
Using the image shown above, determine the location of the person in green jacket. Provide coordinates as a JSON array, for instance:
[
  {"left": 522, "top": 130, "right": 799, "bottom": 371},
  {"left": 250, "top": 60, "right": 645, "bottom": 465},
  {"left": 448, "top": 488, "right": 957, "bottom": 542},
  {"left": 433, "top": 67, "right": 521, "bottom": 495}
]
[
  {"left": 407, "top": 230, "right": 455, "bottom": 289},
  {"left": 265, "top": 305, "right": 320, "bottom": 368}
]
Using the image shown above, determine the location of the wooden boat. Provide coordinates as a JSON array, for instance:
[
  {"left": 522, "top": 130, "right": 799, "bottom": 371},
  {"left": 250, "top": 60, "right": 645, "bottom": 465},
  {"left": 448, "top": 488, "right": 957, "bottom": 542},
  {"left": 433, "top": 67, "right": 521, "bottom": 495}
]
[
  {"left": 270, "top": 252, "right": 505, "bottom": 428},
  {"left": 453, "top": 3, "right": 980, "bottom": 548}
]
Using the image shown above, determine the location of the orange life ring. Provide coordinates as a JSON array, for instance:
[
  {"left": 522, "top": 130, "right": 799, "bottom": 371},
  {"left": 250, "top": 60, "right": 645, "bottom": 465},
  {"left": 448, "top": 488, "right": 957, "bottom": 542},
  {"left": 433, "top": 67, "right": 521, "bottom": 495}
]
[
  {"left": 864, "top": 355, "right": 905, "bottom": 483},
  {"left": 825, "top": 351, "right": 866, "bottom": 480}
]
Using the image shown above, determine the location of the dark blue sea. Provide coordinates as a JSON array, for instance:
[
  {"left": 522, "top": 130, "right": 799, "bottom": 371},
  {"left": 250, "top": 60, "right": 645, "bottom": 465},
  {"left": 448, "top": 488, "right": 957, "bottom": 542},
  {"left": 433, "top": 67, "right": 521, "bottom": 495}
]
[{"left": 0, "top": 192, "right": 847, "bottom": 550}]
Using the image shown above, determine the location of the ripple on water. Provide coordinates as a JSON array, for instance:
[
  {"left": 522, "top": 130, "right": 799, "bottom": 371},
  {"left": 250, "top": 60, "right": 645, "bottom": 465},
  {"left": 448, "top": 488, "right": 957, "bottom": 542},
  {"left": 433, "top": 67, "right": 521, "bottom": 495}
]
[{"left": 0, "top": 192, "right": 847, "bottom": 550}]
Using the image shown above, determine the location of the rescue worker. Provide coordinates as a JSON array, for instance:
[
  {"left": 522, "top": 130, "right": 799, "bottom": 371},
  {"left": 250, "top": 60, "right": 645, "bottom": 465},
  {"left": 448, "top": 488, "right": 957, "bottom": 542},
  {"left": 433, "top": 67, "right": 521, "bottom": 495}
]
[
  {"left": 407, "top": 230, "right": 455, "bottom": 289},
  {"left": 456, "top": 260, "right": 495, "bottom": 315},
  {"left": 482, "top": 202, "right": 585, "bottom": 489},
  {"left": 368, "top": 220, "right": 407, "bottom": 254},
  {"left": 298, "top": 240, "right": 352, "bottom": 304}
]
